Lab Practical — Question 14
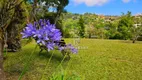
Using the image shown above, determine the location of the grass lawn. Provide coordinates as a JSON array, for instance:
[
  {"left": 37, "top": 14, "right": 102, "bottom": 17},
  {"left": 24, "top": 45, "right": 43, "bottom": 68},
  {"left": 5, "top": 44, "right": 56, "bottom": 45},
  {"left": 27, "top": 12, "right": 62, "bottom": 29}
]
[{"left": 4, "top": 39, "right": 142, "bottom": 80}]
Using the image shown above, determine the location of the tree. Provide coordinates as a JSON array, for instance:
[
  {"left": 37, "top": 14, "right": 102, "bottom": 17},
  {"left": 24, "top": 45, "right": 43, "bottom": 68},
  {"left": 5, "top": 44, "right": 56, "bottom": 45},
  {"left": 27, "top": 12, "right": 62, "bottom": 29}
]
[
  {"left": 105, "top": 20, "right": 119, "bottom": 39},
  {"left": 62, "top": 16, "right": 79, "bottom": 38},
  {"left": 93, "top": 16, "right": 105, "bottom": 39},
  {"left": 117, "top": 11, "right": 134, "bottom": 40},
  {"left": 86, "top": 23, "right": 95, "bottom": 38},
  {"left": 6, "top": 1, "right": 28, "bottom": 51},
  {"left": 29, "top": 0, "right": 69, "bottom": 35},
  {"left": 78, "top": 15, "right": 85, "bottom": 38},
  {"left": 131, "top": 15, "right": 142, "bottom": 43},
  {"left": 0, "top": 0, "right": 26, "bottom": 79}
]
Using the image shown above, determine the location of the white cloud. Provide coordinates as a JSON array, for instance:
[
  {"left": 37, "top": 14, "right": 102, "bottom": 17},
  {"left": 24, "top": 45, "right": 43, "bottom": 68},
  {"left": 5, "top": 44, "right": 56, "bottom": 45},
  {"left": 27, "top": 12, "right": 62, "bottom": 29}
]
[
  {"left": 73, "top": 0, "right": 137, "bottom": 6},
  {"left": 73, "top": 0, "right": 110, "bottom": 6}
]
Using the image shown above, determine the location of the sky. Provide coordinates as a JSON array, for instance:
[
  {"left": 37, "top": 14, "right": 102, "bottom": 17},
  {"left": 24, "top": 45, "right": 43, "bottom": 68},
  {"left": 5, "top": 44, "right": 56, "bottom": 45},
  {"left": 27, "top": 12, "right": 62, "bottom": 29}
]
[{"left": 65, "top": 0, "right": 142, "bottom": 15}]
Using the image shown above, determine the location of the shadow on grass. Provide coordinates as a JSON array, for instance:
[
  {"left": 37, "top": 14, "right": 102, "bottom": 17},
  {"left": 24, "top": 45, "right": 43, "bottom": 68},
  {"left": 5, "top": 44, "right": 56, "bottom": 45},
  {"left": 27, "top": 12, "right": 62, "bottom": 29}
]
[
  {"left": 119, "top": 40, "right": 142, "bottom": 44},
  {"left": 38, "top": 50, "right": 70, "bottom": 62},
  {"left": 4, "top": 48, "right": 70, "bottom": 79}
]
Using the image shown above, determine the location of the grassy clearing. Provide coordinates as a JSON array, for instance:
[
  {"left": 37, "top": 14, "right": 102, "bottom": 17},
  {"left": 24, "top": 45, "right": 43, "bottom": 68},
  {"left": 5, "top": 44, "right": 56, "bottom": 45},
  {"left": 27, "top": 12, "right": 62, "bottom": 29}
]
[{"left": 4, "top": 39, "right": 142, "bottom": 80}]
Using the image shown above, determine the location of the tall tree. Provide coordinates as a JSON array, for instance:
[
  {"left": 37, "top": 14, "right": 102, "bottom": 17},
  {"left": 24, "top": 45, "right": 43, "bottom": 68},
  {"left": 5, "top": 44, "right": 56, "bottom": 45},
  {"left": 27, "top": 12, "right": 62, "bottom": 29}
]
[
  {"left": 0, "top": 0, "right": 25, "bottom": 79},
  {"left": 78, "top": 15, "right": 85, "bottom": 38},
  {"left": 6, "top": 1, "right": 28, "bottom": 51},
  {"left": 117, "top": 11, "right": 134, "bottom": 40},
  {"left": 27, "top": 0, "right": 69, "bottom": 35},
  {"left": 131, "top": 15, "right": 142, "bottom": 43}
]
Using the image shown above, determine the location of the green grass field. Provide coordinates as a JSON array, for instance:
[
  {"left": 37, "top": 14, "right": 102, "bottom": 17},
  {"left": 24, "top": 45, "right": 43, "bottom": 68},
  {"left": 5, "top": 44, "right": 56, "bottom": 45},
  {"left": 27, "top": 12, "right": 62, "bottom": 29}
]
[{"left": 4, "top": 39, "right": 142, "bottom": 80}]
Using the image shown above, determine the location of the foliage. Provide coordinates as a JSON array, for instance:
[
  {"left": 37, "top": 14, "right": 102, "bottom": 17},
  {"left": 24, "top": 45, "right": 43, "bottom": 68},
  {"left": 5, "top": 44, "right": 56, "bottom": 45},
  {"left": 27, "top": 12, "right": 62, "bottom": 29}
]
[
  {"left": 105, "top": 21, "right": 119, "bottom": 39},
  {"left": 62, "top": 12, "right": 142, "bottom": 41},
  {"left": 131, "top": 15, "right": 142, "bottom": 43},
  {"left": 62, "top": 18, "right": 79, "bottom": 38},
  {"left": 117, "top": 11, "right": 134, "bottom": 39},
  {"left": 21, "top": 0, "right": 69, "bottom": 36},
  {"left": 85, "top": 23, "right": 95, "bottom": 38},
  {"left": 78, "top": 15, "right": 85, "bottom": 38}
]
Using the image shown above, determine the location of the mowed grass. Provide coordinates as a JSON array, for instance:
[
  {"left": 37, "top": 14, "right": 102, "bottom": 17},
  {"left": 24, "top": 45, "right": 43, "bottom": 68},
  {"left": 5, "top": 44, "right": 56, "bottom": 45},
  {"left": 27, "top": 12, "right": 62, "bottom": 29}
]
[{"left": 4, "top": 39, "right": 142, "bottom": 80}]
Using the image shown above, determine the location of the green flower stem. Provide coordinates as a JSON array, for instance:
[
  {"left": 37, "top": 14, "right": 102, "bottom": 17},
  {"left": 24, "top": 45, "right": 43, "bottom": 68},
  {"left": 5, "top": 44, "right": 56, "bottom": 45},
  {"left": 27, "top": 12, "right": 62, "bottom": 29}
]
[
  {"left": 57, "top": 53, "right": 67, "bottom": 69},
  {"left": 53, "top": 53, "right": 71, "bottom": 80},
  {"left": 18, "top": 44, "right": 38, "bottom": 80},
  {"left": 40, "top": 51, "right": 54, "bottom": 80}
]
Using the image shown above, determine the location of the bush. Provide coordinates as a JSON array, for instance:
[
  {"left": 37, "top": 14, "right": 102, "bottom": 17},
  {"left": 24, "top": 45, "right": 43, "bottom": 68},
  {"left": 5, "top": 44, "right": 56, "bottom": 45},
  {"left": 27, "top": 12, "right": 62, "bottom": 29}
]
[{"left": 137, "top": 36, "right": 142, "bottom": 41}]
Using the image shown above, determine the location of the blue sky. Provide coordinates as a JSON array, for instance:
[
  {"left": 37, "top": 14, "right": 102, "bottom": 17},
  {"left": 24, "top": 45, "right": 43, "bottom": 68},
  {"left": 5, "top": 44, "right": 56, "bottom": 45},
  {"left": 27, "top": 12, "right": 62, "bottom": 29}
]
[{"left": 65, "top": 0, "right": 142, "bottom": 15}]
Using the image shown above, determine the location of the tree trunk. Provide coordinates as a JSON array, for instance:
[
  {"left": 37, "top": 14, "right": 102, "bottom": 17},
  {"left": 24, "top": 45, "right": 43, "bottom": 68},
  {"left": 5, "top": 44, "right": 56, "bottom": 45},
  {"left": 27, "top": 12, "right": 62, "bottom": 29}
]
[
  {"left": 132, "top": 39, "right": 135, "bottom": 43},
  {"left": 132, "top": 36, "right": 138, "bottom": 43},
  {"left": 89, "top": 33, "right": 91, "bottom": 38},
  {"left": 0, "top": 40, "right": 6, "bottom": 80}
]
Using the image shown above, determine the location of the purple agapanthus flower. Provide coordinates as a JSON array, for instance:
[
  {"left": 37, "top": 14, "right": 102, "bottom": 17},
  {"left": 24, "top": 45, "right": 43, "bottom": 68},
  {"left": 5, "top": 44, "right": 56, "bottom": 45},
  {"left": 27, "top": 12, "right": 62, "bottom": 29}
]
[
  {"left": 66, "top": 44, "right": 78, "bottom": 54},
  {"left": 21, "top": 19, "right": 62, "bottom": 51},
  {"left": 59, "top": 44, "right": 78, "bottom": 54},
  {"left": 46, "top": 42, "right": 55, "bottom": 51},
  {"left": 21, "top": 19, "right": 78, "bottom": 53},
  {"left": 21, "top": 23, "right": 36, "bottom": 38}
]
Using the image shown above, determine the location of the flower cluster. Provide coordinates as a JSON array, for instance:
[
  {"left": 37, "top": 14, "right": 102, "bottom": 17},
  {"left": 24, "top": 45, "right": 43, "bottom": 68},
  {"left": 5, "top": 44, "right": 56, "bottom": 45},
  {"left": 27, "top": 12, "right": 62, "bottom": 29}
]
[
  {"left": 21, "top": 19, "right": 62, "bottom": 51},
  {"left": 59, "top": 44, "right": 78, "bottom": 54},
  {"left": 21, "top": 19, "right": 77, "bottom": 54}
]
